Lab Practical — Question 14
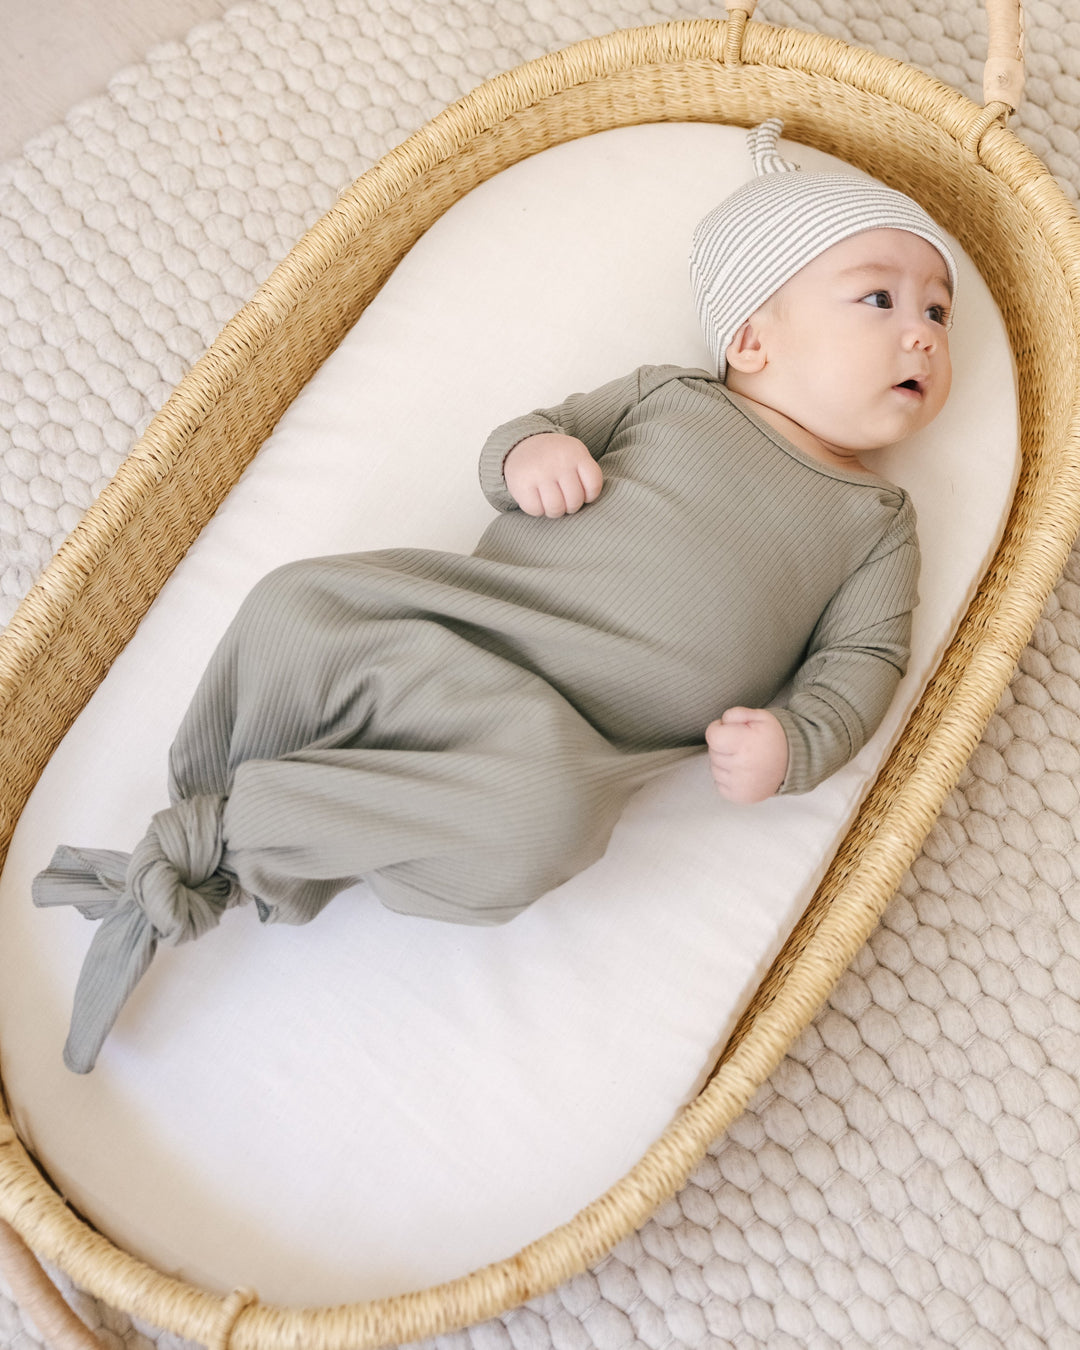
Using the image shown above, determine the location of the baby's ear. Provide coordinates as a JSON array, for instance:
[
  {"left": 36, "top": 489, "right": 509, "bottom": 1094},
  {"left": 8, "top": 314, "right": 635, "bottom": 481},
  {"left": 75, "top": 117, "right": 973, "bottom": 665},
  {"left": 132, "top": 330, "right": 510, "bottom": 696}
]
[{"left": 724, "top": 320, "right": 767, "bottom": 374}]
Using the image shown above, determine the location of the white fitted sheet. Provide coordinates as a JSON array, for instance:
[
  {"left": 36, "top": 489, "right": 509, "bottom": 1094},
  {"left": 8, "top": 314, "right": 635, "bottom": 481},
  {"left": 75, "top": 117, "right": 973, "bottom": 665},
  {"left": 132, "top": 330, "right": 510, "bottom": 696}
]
[{"left": 0, "top": 123, "right": 1018, "bottom": 1306}]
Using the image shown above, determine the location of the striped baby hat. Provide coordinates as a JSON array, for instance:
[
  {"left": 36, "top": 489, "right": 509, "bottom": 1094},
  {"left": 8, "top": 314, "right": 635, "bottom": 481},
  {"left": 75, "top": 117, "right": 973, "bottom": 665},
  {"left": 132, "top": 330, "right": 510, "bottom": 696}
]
[{"left": 690, "top": 119, "right": 959, "bottom": 379}]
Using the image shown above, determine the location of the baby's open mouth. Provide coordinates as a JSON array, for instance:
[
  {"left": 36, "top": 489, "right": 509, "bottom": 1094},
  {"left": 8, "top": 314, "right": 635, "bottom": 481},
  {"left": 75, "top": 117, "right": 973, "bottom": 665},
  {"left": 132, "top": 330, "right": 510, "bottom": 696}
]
[{"left": 896, "top": 378, "right": 922, "bottom": 393}]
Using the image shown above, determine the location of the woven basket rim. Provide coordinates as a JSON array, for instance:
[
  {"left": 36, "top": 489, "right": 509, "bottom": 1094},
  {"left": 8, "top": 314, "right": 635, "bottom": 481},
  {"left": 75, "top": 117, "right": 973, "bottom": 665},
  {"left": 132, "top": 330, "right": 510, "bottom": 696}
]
[{"left": 3, "top": 16, "right": 1080, "bottom": 1349}]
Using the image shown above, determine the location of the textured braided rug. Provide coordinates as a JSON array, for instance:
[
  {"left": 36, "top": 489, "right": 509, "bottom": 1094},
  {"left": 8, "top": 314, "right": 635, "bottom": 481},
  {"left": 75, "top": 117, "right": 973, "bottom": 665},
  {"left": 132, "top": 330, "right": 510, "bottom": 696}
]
[{"left": 3, "top": 1, "right": 1080, "bottom": 1347}]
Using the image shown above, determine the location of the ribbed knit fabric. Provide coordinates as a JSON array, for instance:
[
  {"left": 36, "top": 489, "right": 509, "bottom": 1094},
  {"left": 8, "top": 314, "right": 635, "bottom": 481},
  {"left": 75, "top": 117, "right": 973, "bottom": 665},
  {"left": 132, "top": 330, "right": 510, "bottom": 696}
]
[{"left": 34, "top": 365, "right": 918, "bottom": 1072}]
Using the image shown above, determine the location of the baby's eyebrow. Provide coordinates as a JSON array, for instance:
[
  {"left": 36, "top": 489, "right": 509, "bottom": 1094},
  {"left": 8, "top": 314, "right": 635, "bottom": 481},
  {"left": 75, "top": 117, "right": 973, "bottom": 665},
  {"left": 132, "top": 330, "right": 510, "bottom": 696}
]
[{"left": 838, "top": 261, "right": 954, "bottom": 297}]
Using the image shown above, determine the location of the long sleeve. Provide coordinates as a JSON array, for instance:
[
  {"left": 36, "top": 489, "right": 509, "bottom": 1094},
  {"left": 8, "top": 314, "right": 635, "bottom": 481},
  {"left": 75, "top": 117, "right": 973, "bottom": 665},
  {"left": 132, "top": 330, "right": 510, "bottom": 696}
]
[
  {"left": 770, "top": 494, "right": 920, "bottom": 794},
  {"left": 478, "top": 365, "right": 695, "bottom": 511}
]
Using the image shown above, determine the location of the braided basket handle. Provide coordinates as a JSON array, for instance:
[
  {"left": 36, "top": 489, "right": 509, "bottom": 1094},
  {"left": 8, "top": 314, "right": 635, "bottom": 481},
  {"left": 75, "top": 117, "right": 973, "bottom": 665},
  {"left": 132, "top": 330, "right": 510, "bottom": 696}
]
[{"left": 724, "top": 0, "right": 1026, "bottom": 112}]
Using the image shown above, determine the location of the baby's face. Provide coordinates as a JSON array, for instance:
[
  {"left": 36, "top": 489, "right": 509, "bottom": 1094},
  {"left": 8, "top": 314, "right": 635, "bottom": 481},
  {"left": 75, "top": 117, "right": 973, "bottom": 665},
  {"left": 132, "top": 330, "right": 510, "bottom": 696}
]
[{"left": 735, "top": 228, "right": 953, "bottom": 454}]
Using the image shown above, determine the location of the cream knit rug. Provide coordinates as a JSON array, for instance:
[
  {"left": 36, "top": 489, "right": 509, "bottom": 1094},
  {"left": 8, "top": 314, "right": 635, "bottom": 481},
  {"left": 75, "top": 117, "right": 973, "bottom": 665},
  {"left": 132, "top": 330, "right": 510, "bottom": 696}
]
[{"left": 3, "top": 1, "right": 1080, "bottom": 1346}]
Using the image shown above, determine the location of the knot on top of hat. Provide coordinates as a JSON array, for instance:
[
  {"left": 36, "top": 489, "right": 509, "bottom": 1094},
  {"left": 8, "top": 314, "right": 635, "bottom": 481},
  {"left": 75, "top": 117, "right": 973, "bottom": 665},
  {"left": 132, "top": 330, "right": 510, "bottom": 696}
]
[
  {"left": 747, "top": 117, "right": 799, "bottom": 175},
  {"left": 33, "top": 794, "right": 244, "bottom": 1072}
]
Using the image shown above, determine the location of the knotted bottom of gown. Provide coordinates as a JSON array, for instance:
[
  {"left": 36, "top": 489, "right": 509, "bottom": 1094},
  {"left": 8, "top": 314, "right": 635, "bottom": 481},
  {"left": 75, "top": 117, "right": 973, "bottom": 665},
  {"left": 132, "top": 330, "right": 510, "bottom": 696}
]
[
  {"left": 32, "top": 795, "right": 243, "bottom": 1074},
  {"left": 31, "top": 552, "right": 700, "bottom": 1072},
  {"left": 32, "top": 742, "right": 690, "bottom": 1073}
]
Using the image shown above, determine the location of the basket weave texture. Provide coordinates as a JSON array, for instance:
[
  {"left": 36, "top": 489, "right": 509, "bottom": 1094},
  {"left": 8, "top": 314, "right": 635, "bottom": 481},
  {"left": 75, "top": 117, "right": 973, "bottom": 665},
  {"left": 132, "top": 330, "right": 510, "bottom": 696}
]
[{"left": 2, "top": 14, "right": 1080, "bottom": 1350}]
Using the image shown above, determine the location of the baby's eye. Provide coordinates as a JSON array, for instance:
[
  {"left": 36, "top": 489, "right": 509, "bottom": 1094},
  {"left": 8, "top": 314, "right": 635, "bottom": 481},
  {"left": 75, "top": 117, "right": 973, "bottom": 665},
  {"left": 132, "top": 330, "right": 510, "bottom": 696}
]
[
  {"left": 861, "top": 290, "right": 892, "bottom": 309},
  {"left": 927, "top": 303, "right": 950, "bottom": 325}
]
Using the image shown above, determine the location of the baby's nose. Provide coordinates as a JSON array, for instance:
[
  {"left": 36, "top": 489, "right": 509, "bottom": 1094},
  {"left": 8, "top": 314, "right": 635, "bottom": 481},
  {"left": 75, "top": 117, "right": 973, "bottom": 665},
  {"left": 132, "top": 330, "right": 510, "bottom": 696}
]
[{"left": 905, "top": 315, "right": 938, "bottom": 350}]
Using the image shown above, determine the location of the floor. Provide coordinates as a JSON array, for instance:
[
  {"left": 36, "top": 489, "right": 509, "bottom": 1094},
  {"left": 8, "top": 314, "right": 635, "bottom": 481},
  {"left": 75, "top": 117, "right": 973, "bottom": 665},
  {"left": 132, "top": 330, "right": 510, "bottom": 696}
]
[{"left": 0, "top": 0, "right": 230, "bottom": 161}]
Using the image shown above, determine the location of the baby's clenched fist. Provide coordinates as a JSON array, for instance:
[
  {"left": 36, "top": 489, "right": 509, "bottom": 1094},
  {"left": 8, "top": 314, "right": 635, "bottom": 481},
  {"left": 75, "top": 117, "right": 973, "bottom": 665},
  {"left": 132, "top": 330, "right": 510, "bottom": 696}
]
[
  {"left": 706, "top": 707, "right": 788, "bottom": 803},
  {"left": 503, "top": 433, "right": 604, "bottom": 518}
]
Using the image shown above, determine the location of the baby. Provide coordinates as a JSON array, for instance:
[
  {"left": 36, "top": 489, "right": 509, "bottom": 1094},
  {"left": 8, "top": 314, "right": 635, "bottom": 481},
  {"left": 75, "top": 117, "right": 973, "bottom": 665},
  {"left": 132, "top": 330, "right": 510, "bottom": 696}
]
[{"left": 34, "top": 121, "right": 956, "bottom": 1072}]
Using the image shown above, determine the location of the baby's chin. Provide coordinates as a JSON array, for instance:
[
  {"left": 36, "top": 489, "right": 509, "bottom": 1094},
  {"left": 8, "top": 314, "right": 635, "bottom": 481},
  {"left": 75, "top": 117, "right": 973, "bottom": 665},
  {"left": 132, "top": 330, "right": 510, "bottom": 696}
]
[
  {"left": 820, "top": 412, "right": 940, "bottom": 455},
  {"left": 819, "top": 383, "right": 951, "bottom": 449}
]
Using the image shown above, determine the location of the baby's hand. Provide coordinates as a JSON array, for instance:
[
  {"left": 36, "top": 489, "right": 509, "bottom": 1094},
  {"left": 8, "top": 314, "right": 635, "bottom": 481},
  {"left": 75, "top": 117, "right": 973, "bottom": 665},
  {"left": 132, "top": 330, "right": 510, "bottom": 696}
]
[
  {"left": 503, "top": 433, "right": 603, "bottom": 517},
  {"left": 706, "top": 708, "right": 789, "bottom": 804}
]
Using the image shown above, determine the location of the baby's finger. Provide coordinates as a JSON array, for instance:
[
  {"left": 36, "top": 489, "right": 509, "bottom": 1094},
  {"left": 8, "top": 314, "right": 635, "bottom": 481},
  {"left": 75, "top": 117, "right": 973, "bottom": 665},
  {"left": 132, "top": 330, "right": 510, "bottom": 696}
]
[
  {"left": 558, "top": 472, "right": 587, "bottom": 515},
  {"left": 578, "top": 457, "right": 604, "bottom": 503},
  {"left": 537, "top": 481, "right": 569, "bottom": 517},
  {"left": 705, "top": 719, "right": 740, "bottom": 753},
  {"left": 710, "top": 763, "right": 741, "bottom": 797},
  {"left": 515, "top": 483, "right": 546, "bottom": 516}
]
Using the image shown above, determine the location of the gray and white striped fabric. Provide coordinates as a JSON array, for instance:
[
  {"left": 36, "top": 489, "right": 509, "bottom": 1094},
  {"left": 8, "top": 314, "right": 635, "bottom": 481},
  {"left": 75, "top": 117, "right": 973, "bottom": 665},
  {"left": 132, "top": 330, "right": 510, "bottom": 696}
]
[{"left": 690, "top": 118, "right": 959, "bottom": 378}]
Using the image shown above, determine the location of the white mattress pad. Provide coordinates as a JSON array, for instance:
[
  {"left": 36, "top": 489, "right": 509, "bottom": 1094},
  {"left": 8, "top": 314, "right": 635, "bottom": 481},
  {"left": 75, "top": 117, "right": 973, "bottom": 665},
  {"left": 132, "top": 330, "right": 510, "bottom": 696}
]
[{"left": 0, "top": 122, "right": 1018, "bottom": 1306}]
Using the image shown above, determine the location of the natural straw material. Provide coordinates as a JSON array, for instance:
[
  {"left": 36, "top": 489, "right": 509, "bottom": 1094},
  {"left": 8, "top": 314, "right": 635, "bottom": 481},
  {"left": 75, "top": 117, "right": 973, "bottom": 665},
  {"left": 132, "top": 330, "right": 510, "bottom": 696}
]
[
  {"left": 984, "top": 0, "right": 1025, "bottom": 108},
  {"left": 0, "top": 1214, "right": 100, "bottom": 1350},
  {"left": 3, "top": 9, "right": 1080, "bottom": 1350}
]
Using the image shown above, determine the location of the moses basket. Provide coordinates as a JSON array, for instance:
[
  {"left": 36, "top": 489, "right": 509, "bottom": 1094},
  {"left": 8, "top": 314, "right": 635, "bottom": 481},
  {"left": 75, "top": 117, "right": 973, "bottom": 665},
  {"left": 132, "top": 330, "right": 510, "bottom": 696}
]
[{"left": 2, "top": 1, "right": 1080, "bottom": 1347}]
